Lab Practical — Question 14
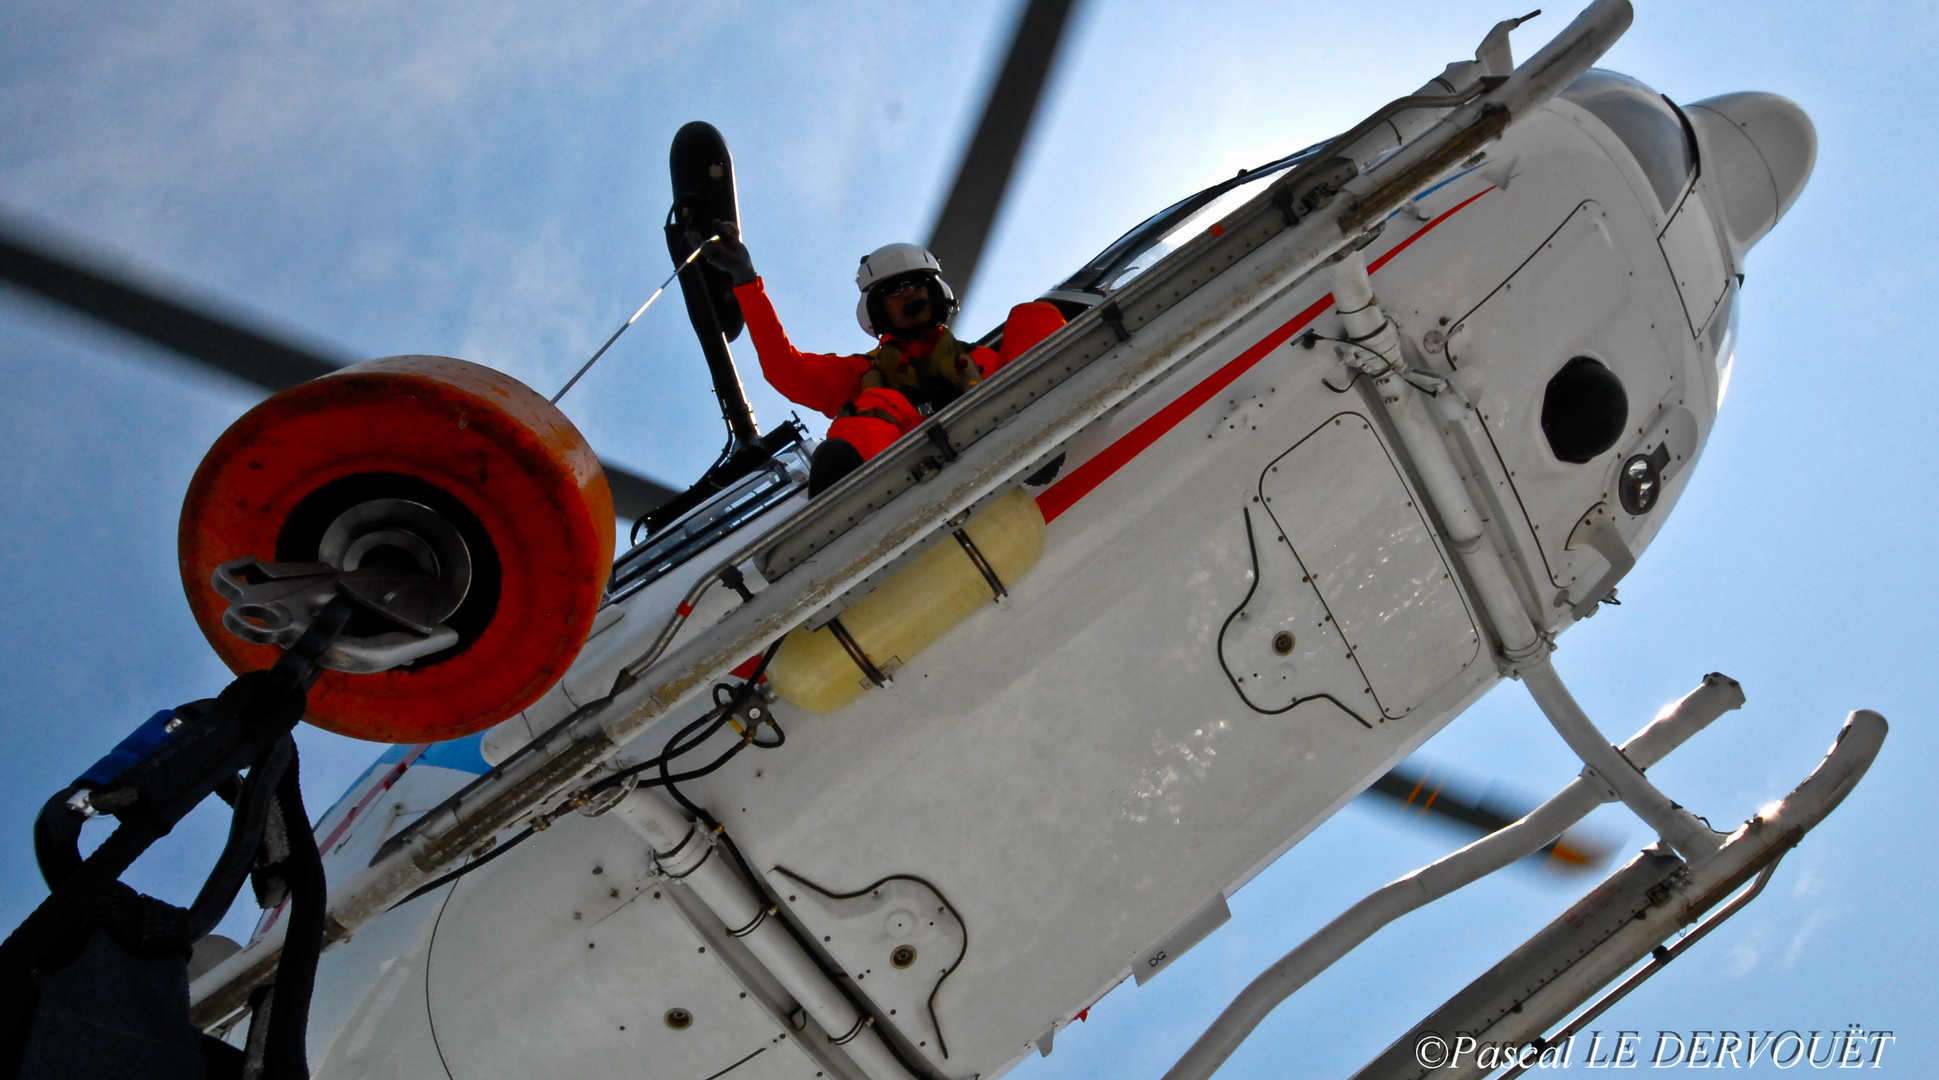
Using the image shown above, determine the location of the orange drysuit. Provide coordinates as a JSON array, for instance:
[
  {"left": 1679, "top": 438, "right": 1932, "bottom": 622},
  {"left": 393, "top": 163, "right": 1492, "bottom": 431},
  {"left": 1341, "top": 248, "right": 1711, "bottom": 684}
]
[{"left": 733, "top": 278, "right": 1065, "bottom": 460}]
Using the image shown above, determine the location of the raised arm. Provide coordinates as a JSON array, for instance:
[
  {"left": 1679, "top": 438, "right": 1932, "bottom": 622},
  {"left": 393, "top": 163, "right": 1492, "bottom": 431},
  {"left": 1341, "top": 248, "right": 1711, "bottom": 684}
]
[
  {"left": 732, "top": 278, "right": 872, "bottom": 418},
  {"left": 697, "top": 224, "right": 872, "bottom": 419}
]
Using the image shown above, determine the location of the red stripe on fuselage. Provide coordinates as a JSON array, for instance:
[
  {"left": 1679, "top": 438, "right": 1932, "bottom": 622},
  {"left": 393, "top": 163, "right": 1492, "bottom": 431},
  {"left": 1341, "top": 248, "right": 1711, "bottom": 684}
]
[
  {"left": 1035, "top": 293, "right": 1332, "bottom": 523},
  {"left": 317, "top": 743, "right": 428, "bottom": 854},
  {"left": 1369, "top": 187, "right": 1492, "bottom": 273},
  {"left": 1035, "top": 186, "right": 1493, "bottom": 524}
]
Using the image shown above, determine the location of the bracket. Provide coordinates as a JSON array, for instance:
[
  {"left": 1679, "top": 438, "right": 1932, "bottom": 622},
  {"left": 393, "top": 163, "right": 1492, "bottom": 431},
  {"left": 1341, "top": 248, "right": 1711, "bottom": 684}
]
[{"left": 1560, "top": 502, "right": 1636, "bottom": 620}]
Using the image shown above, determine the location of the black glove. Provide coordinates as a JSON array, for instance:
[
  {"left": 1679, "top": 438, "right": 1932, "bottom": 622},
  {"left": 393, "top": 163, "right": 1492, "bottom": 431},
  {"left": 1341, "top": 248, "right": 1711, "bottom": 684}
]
[{"left": 691, "top": 220, "right": 757, "bottom": 286}]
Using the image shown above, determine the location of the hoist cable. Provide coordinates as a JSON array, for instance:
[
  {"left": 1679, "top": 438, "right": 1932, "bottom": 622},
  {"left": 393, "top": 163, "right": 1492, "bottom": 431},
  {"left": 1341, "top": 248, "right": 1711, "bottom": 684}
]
[{"left": 551, "top": 235, "right": 719, "bottom": 405}]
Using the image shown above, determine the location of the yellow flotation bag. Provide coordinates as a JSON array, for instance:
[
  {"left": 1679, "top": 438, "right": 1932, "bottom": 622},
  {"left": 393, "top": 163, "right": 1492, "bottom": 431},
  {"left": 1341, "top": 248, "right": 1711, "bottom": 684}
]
[{"left": 767, "top": 488, "right": 1044, "bottom": 713}]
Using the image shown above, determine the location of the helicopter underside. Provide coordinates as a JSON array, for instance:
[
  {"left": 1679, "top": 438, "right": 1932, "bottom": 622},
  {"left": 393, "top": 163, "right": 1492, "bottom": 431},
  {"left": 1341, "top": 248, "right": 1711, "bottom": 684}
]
[{"left": 276, "top": 93, "right": 1741, "bottom": 1080}]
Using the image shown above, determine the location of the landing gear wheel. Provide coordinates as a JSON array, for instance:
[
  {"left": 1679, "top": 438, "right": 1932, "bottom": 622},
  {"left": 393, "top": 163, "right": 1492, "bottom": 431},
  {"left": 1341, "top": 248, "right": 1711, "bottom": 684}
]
[{"left": 178, "top": 355, "right": 614, "bottom": 743}]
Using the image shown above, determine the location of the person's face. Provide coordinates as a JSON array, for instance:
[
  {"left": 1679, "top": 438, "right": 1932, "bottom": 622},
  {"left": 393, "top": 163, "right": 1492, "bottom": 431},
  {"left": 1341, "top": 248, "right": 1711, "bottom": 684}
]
[{"left": 880, "top": 276, "right": 935, "bottom": 332}]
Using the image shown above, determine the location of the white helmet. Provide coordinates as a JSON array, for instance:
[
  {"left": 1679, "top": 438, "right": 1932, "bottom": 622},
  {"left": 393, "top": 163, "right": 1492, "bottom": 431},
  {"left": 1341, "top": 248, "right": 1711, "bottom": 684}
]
[{"left": 854, "top": 242, "right": 957, "bottom": 336}]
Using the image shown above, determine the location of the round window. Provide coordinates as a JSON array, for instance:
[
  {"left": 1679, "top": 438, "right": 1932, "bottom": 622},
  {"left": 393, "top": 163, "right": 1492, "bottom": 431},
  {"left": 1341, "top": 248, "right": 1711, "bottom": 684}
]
[{"left": 1541, "top": 357, "right": 1629, "bottom": 464}]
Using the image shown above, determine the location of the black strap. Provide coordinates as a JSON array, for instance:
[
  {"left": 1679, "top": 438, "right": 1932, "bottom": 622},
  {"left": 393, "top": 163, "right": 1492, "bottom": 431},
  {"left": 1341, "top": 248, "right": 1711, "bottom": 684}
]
[
  {"left": 247, "top": 750, "right": 325, "bottom": 1080},
  {"left": 1, "top": 670, "right": 325, "bottom": 1080},
  {"left": 952, "top": 528, "right": 1007, "bottom": 600},
  {"left": 825, "top": 618, "right": 888, "bottom": 687}
]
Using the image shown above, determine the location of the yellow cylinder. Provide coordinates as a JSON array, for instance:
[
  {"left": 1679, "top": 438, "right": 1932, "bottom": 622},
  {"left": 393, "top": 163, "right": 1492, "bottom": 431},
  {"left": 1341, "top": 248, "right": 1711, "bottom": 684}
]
[{"left": 767, "top": 488, "right": 1045, "bottom": 713}]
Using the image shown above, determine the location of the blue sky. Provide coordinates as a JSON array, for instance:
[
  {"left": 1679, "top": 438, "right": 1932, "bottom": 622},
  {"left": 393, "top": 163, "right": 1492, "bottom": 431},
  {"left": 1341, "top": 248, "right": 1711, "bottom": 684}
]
[{"left": 1, "top": 0, "right": 1932, "bottom": 1075}]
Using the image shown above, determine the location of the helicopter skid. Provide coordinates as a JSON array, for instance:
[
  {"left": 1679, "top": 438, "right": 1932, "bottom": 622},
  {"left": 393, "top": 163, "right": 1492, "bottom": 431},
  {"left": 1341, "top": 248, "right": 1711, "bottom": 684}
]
[
  {"left": 1344, "top": 708, "right": 1885, "bottom": 1080},
  {"left": 1162, "top": 673, "right": 1747, "bottom": 1080}
]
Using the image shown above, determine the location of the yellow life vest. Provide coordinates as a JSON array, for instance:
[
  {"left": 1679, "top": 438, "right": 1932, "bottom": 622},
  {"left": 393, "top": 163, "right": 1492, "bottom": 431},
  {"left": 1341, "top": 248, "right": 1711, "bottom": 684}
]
[{"left": 863, "top": 327, "right": 980, "bottom": 408}]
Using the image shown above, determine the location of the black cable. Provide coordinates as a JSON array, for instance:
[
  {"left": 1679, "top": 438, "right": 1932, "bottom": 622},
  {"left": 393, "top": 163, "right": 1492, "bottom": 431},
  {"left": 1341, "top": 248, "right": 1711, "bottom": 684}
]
[
  {"left": 698, "top": 1045, "right": 765, "bottom": 1080},
  {"left": 181, "top": 736, "right": 291, "bottom": 942},
  {"left": 657, "top": 676, "right": 773, "bottom": 867},
  {"left": 750, "top": 717, "right": 786, "bottom": 749},
  {"left": 397, "top": 640, "right": 792, "bottom": 907},
  {"left": 390, "top": 825, "right": 538, "bottom": 910},
  {"left": 610, "top": 697, "right": 741, "bottom": 792},
  {"left": 590, "top": 639, "right": 786, "bottom": 796},
  {"left": 651, "top": 638, "right": 782, "bottom": 812}
]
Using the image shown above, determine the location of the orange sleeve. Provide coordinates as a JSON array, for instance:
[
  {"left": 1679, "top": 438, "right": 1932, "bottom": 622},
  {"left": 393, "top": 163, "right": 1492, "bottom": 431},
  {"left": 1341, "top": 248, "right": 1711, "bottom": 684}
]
[
  {"left": 733, "top": 278, "right": 873, "bottom": 418},
  {"left": 969, "top": 345, "right": 1001, "bottom": 380},
  {"left": 980, "top": 300, "right": 1067, "bottom": 378}
]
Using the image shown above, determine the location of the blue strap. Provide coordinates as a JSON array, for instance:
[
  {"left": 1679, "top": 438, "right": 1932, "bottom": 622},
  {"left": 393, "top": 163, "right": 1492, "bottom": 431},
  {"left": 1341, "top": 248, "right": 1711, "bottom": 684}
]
[{"left": 77, "top": 709, "right": 178, "bottom": 787}]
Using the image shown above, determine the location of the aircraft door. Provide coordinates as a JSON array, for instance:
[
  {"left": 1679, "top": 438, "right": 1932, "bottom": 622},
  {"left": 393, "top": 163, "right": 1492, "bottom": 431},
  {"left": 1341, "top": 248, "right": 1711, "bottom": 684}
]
[{"left": 1251, "top": 413, "right": 1480, "bottom": 720}]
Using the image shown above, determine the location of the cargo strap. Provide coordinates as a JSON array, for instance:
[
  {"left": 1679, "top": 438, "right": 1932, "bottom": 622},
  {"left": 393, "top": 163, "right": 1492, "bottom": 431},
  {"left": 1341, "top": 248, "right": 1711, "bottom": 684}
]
[
  {"left": 953, "top": 529, "right": 1008, "bottom": 600},
  {"left": 826, "top": 618, "right": 889, "bottom": 688}
]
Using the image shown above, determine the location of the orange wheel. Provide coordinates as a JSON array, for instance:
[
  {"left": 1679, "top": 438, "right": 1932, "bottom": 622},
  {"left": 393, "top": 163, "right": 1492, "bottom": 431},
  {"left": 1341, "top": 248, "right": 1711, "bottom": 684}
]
[{"left": 178, "top": 355, "right": 614, "bottom": 743}]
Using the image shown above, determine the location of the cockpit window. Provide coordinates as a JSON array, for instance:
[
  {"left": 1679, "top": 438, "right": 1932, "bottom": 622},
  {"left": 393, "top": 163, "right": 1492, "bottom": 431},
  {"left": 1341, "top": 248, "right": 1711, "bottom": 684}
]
[
  {"left": 1562, "top": 69, "right": 1696, "bottom": 212},
  {"left": 1051, "top": 141, "right": 1325, "bottom": 299}
]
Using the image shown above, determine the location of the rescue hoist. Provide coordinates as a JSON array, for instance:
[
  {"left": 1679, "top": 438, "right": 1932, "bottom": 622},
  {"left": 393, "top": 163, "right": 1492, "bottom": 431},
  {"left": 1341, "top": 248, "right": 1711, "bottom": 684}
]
[{"left": 1, "top": 354, "right": 618, "bottom": 1077}]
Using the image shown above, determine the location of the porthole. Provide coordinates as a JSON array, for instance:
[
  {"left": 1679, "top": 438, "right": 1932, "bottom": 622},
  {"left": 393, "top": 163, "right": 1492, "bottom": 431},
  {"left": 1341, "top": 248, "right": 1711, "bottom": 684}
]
[{"left": 1541, "top": 357, "right": 1629, "bottom": 464}]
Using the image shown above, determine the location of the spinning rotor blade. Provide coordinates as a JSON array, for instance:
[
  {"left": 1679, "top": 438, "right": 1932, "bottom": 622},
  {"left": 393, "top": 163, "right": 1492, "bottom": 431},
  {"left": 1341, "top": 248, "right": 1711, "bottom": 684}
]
[
  {"left": 597, "top": 466, "right": 681, "bottom": 523},
  {"left": 0, "top": 214, "right": 678, "bottom": 521},
  {"left": 925, "top": 0, "right": 1081, "bottom": 305},
  {"left": 0, "top": 216, "right": 341, "bottom": 389},
  {"left": 1365, "top": 765, "right": 1613, "bottom": 871}
]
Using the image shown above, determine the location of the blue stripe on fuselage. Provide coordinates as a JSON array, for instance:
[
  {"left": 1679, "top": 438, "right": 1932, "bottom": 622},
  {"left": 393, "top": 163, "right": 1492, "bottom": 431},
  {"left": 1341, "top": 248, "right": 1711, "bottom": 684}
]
[{"left": 373, "top": 732, "right": 489, "bottom": 775}]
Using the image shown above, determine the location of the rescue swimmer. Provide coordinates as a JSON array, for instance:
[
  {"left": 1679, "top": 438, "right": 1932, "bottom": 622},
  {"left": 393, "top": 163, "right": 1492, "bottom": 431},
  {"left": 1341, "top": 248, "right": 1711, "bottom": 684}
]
[{"left": 697, "top": 222, "right": 1065, "bottom": 492}]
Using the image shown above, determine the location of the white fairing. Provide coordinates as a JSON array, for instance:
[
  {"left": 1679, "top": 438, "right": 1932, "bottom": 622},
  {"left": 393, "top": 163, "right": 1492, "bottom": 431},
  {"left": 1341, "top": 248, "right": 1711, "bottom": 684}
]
[
  {"left": 272, "top": 63, "right": 1809, "bottom": 1080},
  {"left": 1684, "top": 91, "right": 1818, "bottom": 259}
]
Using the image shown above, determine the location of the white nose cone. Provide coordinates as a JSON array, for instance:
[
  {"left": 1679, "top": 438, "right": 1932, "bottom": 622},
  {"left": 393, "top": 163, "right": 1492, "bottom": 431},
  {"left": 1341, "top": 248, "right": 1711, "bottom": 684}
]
[{"left": 1684, "top": 92, "right": 1817, "bottom": 258}]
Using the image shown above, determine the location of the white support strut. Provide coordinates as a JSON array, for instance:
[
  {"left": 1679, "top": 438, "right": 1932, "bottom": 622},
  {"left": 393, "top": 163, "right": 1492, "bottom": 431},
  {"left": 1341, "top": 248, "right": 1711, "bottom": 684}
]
[
  {"left": 1327, "top": 232, "right": 1723, "bottom": 867},
  {"left": 612, "top": 792, "right": 909, "bottom": 1080},
  {"left": 1162, "top": 674, "right": 1745, "bottom": 1080},
  {"left": 1521, "top": 661, "right": 1723, "bottom": 862}
]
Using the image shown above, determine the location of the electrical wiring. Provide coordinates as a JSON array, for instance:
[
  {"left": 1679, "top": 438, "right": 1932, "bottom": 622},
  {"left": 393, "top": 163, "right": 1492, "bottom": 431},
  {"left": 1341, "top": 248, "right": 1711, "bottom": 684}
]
[
  {"left": 393, "top": 640, "right": 788, "bottom": 908},
  {"left": 391, "top": 824, "right": 538, "bottom": 909},
  {"left": 602, "top": 638, "right": 786, "bottom": 790}
]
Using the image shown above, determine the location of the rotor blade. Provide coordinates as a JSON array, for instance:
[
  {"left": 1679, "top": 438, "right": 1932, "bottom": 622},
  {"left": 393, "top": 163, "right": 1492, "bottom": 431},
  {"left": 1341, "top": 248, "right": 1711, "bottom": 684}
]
[
  {"left": 0, "top": 213, "right": 344, "bottom": 390},
  {"left": 603, "top": 465, "right": 680, "bottom": 522},
  {"left": 0, "top": 213, "right": 678, "bottom": 519},
  {"left": 1363, "top": 765, "right": 1613, "bottom": 870},
  {"left": 925, "top": 0, "right": 1080, "bottom": 305}
]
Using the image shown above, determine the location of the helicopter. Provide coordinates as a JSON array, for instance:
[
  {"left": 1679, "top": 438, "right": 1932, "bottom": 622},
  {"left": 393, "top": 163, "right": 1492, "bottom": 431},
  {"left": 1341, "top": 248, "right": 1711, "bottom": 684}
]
[{"left": 0, "top": 0, "right": 1892, "bottom": 1070}]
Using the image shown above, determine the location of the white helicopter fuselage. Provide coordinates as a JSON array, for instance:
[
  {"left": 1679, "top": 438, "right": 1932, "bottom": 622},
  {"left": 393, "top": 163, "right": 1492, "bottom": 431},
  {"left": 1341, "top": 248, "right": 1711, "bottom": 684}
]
[{"left": 224, "top": 39, "right": 1813, "bottom": 1080}]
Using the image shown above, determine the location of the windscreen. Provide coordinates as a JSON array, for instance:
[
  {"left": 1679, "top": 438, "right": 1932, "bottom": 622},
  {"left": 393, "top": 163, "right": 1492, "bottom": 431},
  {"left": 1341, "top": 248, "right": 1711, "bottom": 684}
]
[
  {"left": 1053, "top": 142, "right": 1325, "bottom": 299},
  {"left": 1561, "top": 69, "right": 1696, "bottom": 212}
]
